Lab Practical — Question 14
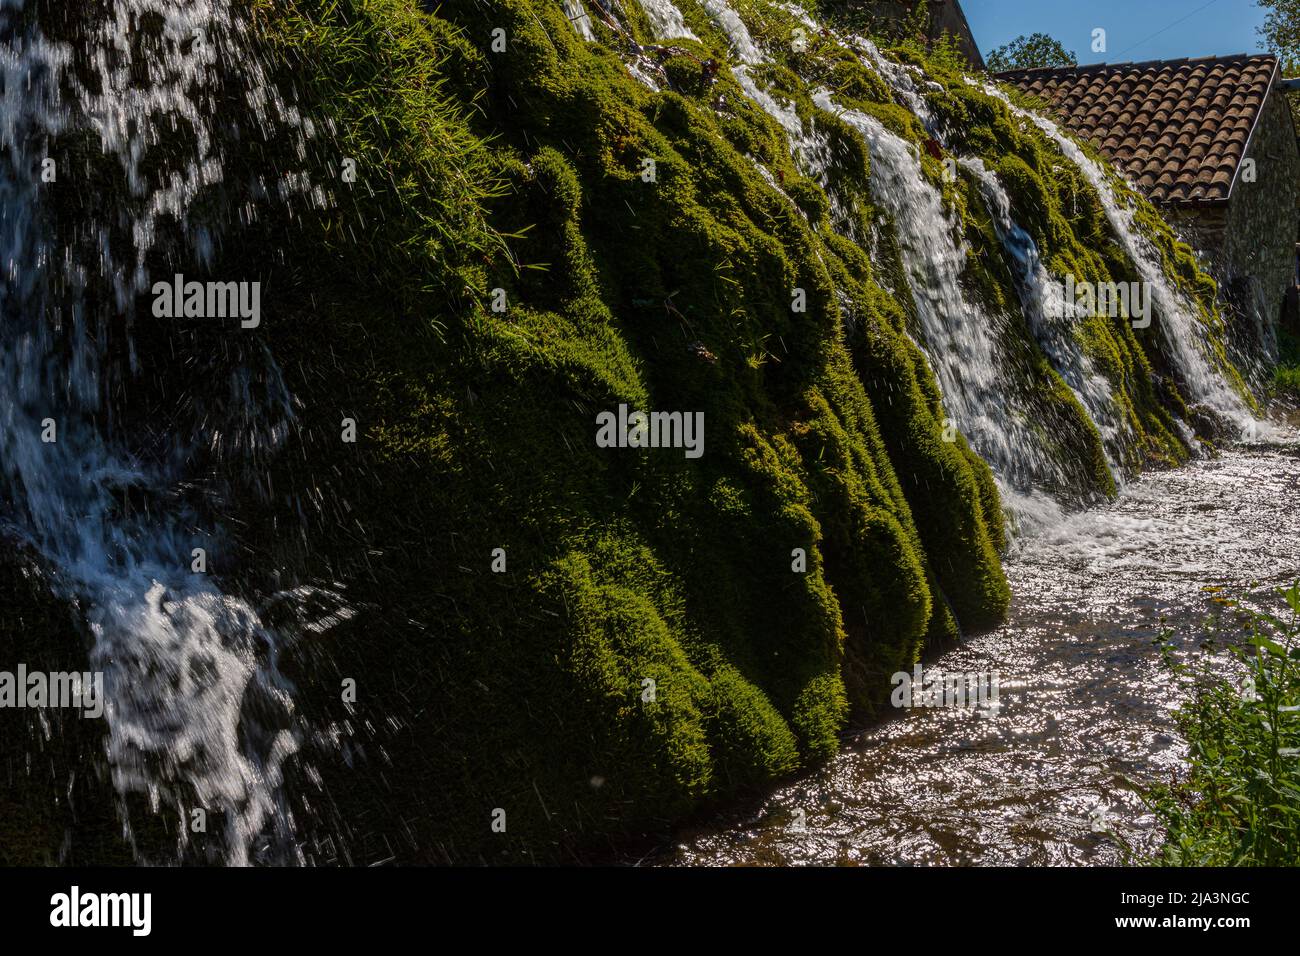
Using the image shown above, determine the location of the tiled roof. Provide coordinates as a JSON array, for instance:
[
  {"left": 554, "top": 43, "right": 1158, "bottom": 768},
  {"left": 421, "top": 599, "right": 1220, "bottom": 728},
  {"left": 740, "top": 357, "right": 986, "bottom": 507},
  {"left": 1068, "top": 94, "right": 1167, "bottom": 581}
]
[{"left": 996, "top": 54, "right": 1279, "bottom": 205}]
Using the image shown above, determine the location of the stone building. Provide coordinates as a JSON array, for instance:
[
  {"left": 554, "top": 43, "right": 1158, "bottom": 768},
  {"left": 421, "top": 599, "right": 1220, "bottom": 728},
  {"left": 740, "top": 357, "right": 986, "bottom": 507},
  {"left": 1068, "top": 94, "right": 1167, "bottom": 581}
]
[{"left": 997, "top": 55, "right": 1300, "bottom": 359}]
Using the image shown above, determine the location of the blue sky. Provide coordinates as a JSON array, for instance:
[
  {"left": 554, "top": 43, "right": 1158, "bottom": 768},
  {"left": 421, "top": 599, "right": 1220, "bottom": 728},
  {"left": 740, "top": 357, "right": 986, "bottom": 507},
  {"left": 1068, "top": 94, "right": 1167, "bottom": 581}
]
[{"left": 962, "top": 0, "right": 1271, "bottom": 65}]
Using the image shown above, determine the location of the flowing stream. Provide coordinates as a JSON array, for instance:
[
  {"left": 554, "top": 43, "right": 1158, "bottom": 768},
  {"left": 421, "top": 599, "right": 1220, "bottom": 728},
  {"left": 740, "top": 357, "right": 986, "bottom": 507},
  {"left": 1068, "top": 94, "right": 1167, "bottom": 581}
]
[{"left": 660, "top": 432, "right": 1300, "bottom": 865}]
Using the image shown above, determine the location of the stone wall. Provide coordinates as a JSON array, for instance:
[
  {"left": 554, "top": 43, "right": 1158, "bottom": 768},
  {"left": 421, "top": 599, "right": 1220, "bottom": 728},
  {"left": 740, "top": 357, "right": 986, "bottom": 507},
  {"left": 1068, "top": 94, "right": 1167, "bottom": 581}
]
[
  {"left": 1165, "top": 86, "right": 1299, "bottom": 364},
  {"left": 1220, "top": 86, "right": 1300, "bottom": 357}
]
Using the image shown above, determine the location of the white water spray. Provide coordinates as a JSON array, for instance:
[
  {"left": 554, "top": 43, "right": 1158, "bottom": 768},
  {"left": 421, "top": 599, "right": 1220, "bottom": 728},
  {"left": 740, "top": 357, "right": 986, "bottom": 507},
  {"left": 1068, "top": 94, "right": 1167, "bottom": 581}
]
[
  {"left": 702, "top": 0, "right": 763, "bottom": 63},
  {"left": 564, "top": 0, "right": 596, "bottom": 40},
  {"left": 0, "top": 0, "right": 329, "bottom": 865},
  {"left": 638, "top": 0, "right": 696, "bottom": 40}
]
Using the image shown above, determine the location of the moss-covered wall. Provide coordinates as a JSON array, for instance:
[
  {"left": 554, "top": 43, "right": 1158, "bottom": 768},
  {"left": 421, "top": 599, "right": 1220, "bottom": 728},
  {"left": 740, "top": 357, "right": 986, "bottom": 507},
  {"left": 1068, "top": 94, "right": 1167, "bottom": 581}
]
[{"left": 227, "top": 0, "right": 1012, "bottom": 863}]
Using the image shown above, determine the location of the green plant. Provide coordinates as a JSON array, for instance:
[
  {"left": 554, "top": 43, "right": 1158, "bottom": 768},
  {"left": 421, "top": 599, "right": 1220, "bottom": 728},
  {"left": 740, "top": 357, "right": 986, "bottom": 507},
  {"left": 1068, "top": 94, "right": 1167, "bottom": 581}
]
[
  {"left": 985, "top": 33, "right": 1078, "bottom": 73},
  {"left": 1147, "top": 585, "right": 1300, "bottom": 865},
  {"left": 1274, "top": 326, "right": 1300, "bottom": 396}
]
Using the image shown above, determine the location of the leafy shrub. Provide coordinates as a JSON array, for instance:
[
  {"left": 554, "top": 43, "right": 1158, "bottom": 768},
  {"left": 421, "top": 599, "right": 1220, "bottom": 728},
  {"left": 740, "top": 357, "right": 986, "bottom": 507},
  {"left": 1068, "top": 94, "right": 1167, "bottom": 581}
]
[{"left": 1148, "top": 585, "right": 1300, "bottom": 865}]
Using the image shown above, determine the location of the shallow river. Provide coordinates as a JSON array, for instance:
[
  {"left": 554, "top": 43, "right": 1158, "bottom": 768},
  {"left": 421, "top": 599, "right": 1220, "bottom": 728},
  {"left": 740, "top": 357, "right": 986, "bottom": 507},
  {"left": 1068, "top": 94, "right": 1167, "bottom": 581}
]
[{"left": 661, "top": 435, "right": 1300, "bottom": 865}]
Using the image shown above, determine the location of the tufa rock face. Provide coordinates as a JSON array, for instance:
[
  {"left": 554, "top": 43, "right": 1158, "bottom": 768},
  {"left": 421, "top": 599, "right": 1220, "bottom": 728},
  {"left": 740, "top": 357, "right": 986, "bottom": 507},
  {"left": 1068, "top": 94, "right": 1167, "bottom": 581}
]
[{"left": 1, "top": 0, "right": 1254, "bottom": 865}]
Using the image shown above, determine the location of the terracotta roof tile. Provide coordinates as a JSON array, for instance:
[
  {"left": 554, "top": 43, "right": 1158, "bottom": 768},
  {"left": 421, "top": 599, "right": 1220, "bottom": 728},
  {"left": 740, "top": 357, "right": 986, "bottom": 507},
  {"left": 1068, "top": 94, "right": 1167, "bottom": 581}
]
[{"left": 996, "top": 54, "right": 1278, "bottom": 204}]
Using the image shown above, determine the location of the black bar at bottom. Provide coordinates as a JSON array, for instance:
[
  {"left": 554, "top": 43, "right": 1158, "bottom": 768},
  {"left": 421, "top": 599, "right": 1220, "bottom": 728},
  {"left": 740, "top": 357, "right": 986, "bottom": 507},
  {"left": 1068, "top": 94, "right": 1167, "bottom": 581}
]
[{"left": 0, "top": 866, "right": 1276, "bottom": 942}]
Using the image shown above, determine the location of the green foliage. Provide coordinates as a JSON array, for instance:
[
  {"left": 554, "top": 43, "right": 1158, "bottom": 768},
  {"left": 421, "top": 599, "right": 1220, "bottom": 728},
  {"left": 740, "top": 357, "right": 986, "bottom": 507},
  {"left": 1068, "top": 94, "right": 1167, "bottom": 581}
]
[
  {"left": 1146, "top": 585, "right": 1300, "bottom": 866},
  {"left": 1274, "top": 325, "right": 1300, "bottom": 396},
  {"left": 985, "top": 32, "right": 1078, "bottom": 73},
  {"left": 1257, "top": 1, "right": 1300, "bottom": 128},
  {"left": 1259, "top": 0, "right": 1300, "bottom": 75}
]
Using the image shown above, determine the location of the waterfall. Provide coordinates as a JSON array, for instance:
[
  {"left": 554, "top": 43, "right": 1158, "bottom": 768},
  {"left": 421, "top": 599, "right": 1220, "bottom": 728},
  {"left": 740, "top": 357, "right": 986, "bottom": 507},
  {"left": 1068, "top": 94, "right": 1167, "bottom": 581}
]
[
  {"left": 852, "top": 36, "right": 938, "bottom": 133},
  {"left": 0, "top": 0, "right": 329, "bottom": 864},
  {"left": 629, "top": 1, "right": 1264, "bottom": 506},
  {"left": 688, "top": 5, "right": 1119, "bottom": 516},
  {"left": 811, "top": 92, "right": 1071, "bottom": 501},
  {"left": 564, "top": 0, "right": 597, "bottom": 40},
  {"left": 702, "top": 0, "right": 763, "bottom": 63},
  {"left": 961, "top": 157, "right": 1131, "bottom": 473},
  {"left": 977, "top": 79, "right": 1261, "bottom": 440},
  {"left": 5, "top": 0, "right": 1285, "bottom": 870},
  {"left": 693, "top": 1, "right": 838, "bottom": 217},
  {"left": 638, "top": 0, "right": 696, "bottom": 40},
  {"left": 735, "top": 69, "right": 802, "bottom": 138}
]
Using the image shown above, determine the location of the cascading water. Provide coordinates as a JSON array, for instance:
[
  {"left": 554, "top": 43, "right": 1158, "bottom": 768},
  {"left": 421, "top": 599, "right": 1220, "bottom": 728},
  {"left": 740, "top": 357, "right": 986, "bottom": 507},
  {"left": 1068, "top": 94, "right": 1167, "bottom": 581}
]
[
  {"left": 564, "top": 0, "right": 597, "bottom": 40},
  {"left": 693, "top": 1, "right": 838, "bottom": 223},
  {"left": 0, "top": 0, "right": 331, "bottom": 864},
  {"left": 976, "top": 79, "right": 1262, "bottom": 440},
  {"left": 639, "top": 0, "right": 696, "bottom": 40},
  {"left": 681, "top": 1, "right": 1137, "bottom": 518},
  {"left": 600, "top": 1, "right": 1300, "bottom": 868},
  {"left": 5, "top": 0, "right": 1287, "bottom": 869},
  {"left": 961, "top": 157, "right": 1132, "bottom": 471},
  {"left": 702, "top": 0, "right": 762, "bottom": 63},
  {"left": 852, "top": 35, "right": 939, "bottom": 133},
  {"left": 811, "top": 90, "right": 1090, "bottom": 510},
  {"left": 822, "top": 23, "right": 1264, "bottom": 511},
  {"left": 700, "top": 0, "right": 774, "bottom": 133},
  {"left": 564, "top": 0, "right": 1261, "bottom": 523}
]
